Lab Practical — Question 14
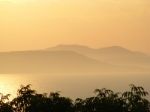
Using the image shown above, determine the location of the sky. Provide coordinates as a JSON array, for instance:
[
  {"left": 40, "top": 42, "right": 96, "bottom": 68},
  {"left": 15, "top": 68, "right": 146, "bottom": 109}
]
[{"left": 0, "top": 0, "right": 150, "bottom": 53}]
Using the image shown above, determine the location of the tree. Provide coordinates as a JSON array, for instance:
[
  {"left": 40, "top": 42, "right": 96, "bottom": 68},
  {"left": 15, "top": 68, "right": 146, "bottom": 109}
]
[
  {"left": 0, "top": 84, "right": 149, "bottom": 112},
  {"left": 49, "top": 92, "right": 73, "bottom": 112},
  {"left": 74, "top": 98, "right": 85, "bottom": 112},
  {"left": 0, "top": 93, "right": 13, "bottom": 112},
  {"left": 122, "top": 84, "right": 150, "bottom": 112},
  {"left": 11, "top": 84, "right": 36, "bottom": 112},
  {"left": 94, "top": 88, "right": 125, "bottom": 112}
]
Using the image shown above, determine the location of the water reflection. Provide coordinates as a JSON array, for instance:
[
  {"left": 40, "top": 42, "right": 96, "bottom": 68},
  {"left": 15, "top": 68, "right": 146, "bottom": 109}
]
[{"left": 0, "top": 73, "right": 150, "bottom": 99}]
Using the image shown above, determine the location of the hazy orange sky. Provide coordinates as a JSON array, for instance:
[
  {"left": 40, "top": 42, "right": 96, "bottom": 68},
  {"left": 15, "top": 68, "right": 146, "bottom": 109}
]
[{"left": 0, "top": 0, "right": 150, "bottom": 53}]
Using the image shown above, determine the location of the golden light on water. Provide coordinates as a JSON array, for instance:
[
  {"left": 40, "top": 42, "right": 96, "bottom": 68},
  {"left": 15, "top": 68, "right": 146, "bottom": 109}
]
[
  {"left": 0, "top": 73, "right": 150, "bottom": 100},
  {"left": 0, "top": 75, "right": 17, "bottom": 97},
  {"left": 0, "top": 74, "right": 54, "bottom": 99},
  {"left": 0, "top": 74, "right": 36, "bottom": 99}
]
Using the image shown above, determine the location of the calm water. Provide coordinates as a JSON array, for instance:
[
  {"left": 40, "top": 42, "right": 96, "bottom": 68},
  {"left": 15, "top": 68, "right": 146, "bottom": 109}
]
[{"left": 0, "top": 73, "right": 150, "bottom": 99}]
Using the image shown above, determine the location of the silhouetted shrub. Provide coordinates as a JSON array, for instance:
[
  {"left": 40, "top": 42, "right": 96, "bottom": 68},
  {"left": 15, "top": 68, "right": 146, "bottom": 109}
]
[{"left": 0, "top": 84, "right": 149, "bottom": 112}]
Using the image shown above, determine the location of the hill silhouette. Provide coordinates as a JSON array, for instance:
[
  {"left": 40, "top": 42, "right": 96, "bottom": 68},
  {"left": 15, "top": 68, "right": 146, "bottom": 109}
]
[
  {"left": 0, "top": 45, "right": 150, "bottom": 74},
  {"left": 47, "top": 45, "right": 150, "bottom": 68},
  {"left": 0, "top": 50, "right": 111, "bottom": 74}
]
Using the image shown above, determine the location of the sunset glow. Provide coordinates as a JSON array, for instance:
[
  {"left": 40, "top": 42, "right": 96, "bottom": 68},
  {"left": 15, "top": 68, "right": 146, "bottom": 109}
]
[
  {"left": 0, "top": 1, "right": 150, "bottom": 110},
  {"left": 0, "top": 0, "right": 150, "bottom": 53}
]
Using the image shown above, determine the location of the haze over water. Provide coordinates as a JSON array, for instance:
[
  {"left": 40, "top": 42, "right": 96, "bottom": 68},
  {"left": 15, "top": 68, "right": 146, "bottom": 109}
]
[
  {"left": 0, "top": 73, "right": 150, "bottom": 99},
  {"left": 0, "top": 44, "right": 150, "bottom": 99}
]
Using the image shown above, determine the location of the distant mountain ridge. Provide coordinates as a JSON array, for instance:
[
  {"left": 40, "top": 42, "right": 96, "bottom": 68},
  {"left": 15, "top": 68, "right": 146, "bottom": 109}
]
[
  {"left": 0, "top": 50, "right": 112, "bottom": 74},
  {"left": 47, "top": 44, "right": 146, "bottom": 55},
  {"left": 0, "top": 45, "right": 150, "bottom": 74},
  {"left": 47, "top": 45, "right": 150, "bottom": 67}
]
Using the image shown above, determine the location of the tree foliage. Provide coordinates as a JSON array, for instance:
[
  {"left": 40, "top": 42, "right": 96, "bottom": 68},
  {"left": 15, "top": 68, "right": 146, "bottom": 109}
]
[{"left": 0, "top": 84, "right": 149, "bottom": 112}]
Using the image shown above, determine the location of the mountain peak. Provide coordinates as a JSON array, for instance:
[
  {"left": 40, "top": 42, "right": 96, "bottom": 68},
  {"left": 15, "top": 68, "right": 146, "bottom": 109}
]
[
  {"left": 98, "top": 46, "right": 132, "bottom": 54},
  {"left": 47, "top": 44, "right": 94, "bottom": 53},
  {"left": 46, "top": 44, "right": 146, "bottom": 56},
  {"left": 52, "top": 44, "right": 92, "bottom": 49}
]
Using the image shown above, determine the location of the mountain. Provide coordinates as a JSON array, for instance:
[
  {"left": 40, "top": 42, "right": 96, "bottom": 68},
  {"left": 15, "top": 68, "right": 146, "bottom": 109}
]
[
  {"left": 47, "top": 45, "right": 150, "bottom": 68},
  {"left": 47, "top": 45, "right": 131, "bottom": 54},
  {"left": 0, "top": 50, "right": 113, "bottom": 74},
  {"left": 47, "top": 44, "right": 95, "bottom": 54},
  {"left": 0, "top": 45, "right": 149, "bottom": 74}
]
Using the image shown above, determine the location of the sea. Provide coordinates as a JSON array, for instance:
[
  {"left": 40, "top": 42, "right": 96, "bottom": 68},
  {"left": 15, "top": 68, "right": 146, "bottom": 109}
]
[{"left": 0, "top": 73, "right": 150, "bottom": 100}]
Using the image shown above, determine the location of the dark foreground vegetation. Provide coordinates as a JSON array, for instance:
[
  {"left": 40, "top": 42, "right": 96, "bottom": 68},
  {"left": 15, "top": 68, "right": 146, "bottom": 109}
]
[{"left": 0, "top": 84, "right": 149, "bottom": 112}]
